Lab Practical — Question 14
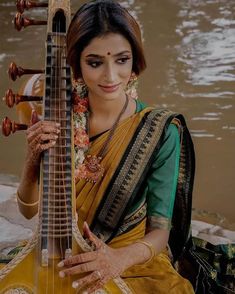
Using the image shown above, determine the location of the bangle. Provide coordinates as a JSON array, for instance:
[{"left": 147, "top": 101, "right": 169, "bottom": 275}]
[
  {"left": 135, "top": 240, "right": 155, "bottom": 263},
  {"left": 16, "top": 190, "right": 39, "bottom": 207}
]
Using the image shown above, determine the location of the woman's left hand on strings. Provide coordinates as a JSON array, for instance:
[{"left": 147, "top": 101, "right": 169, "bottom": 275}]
[{"left": 57, "top": 222, "right": 129, "bottom": 293}]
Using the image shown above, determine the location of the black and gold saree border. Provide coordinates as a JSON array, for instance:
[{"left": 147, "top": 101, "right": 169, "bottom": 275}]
[
  {"left": 91, "top": 109, "right": 176, "bottom": 236},
  {"left": 91, "top": 109, "right": 195, "bottom": 262}
]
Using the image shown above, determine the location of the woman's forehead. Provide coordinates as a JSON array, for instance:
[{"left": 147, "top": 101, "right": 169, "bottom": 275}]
[{"left": 81, "top": 33, "right": 132, "bottom": 57}]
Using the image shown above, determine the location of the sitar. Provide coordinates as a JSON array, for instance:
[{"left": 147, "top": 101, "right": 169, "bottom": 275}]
[{"left": 0, "top": 1, "right": 131, "bottom": 293}]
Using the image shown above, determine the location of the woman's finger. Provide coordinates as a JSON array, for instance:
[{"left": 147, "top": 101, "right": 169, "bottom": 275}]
[
  {"left": 86, "top": 276, "right": 108, "bottom": 294},
  {"left": 37, "top": 139, "right": 57, "bottom": 152},
  {"left": 27, "top": 123, "right": 60, "bottom": 144},
  {"left": 83, "top": 222, "right": 103, "bottom": 249},
  {"left": 30, "top": 110, "right": 40, "bottom": 125},
  {"left": 58, "top": 250, "right": 98, "bottom": 267},
  {"left": 28, "top": 133, "right": 57, "bottom": 150},
  {"left": 59, "top": 260, "right": 97, "bottom": 277},
  {"left": 72, "top": 270, "right": 102, "bottom": 290},
  {"left": 26, "top": 120, "right": 60, "bottom": 136},
  {"left": 36, "top": 133, "right": 58, "bottom": 144}
]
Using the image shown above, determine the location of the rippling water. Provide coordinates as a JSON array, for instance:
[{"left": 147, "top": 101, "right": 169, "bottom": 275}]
[{"left": 0, "top": 0, "right": 234, "bottom": 222}]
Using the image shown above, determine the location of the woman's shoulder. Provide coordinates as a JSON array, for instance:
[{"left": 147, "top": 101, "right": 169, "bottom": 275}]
[
  {"left": 136, "top": 100, "right": 180, "bottom": 131},
  {"left": 135, "top": 99, "right": 148, "bottom": 113}
]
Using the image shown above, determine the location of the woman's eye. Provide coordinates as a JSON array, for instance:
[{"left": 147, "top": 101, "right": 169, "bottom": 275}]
[
  {"left": 87, "top": 61, "right": 102, "bottom": 68},
  {"left": 117, "top": 57, "right": 131, "bottom": 64}
]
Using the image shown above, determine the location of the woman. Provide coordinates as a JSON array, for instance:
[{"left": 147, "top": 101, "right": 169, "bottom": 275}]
[{"left": 17, "top": 0, "right": 195, "bottom": 293}]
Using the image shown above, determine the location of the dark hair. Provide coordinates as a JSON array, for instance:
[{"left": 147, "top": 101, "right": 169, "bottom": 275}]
[{"left": 66, "top": 0, "right": 146, "bottom": 79}]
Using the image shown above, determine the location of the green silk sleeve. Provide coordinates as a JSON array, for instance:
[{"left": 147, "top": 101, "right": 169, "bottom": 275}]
[{"left": 146, "top": 123, "right": 180, "bottom": 230}]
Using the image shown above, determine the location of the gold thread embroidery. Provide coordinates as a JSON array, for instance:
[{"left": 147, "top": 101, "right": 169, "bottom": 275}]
[
  {"left": 147, "top": 215, "right": 172, "bottom": 230},
  {"left": 97, "top": 110, "right": 173, "bottom": 229}
]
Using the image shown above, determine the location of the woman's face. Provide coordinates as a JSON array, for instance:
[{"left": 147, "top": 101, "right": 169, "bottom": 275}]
[{"left": 80, "top": 33, "right": 133, "bottom": 101}]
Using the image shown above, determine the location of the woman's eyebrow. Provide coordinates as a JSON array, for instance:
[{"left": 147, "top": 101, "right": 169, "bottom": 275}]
[{"left": 85, "top": 51, "right": 132, "bottom": 58}]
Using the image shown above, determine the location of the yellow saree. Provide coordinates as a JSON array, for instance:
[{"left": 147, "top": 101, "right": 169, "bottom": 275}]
[{"left": 75, "top": 107, "right": 194, "bottom": 293}]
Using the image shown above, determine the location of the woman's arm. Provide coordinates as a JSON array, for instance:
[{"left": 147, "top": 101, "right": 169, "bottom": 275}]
[
  {"left": 17, "top": 118, "right": 60, "bottom": 219},
  {"left": 118, "top": 123, "right": 181, "bottom": 267},
  {"left": 17, "top": 156, "right": 40, "bottom": 219},
  {"left": 117, "top": 228, "right": 169, "bottom": 269}
]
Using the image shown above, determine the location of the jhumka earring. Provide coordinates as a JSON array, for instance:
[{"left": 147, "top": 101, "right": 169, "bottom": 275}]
[{"left": 125, "top": 72, "right": 138, "bottom": 100}]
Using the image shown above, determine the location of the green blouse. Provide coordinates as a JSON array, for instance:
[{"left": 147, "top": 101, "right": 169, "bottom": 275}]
[{"left": 123, "top": 100, "right": 180, "bottom": 231}]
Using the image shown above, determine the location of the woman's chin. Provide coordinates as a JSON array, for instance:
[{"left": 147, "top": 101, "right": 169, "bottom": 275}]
[{"left": 93, "top": 89, "right": 125, "bottom": 101}]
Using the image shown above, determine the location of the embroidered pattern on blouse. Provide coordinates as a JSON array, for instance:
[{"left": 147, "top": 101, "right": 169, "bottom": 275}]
[
  {"left": 117, "top": 202, "right": 147, "bottom": 235},
  {"left": 147, "top": 215, "right": 172, "bottom": 230}
]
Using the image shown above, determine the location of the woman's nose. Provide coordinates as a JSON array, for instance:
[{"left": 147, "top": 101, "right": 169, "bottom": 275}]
[{"left": 104, "top": 63, "right": 116, "bottom": 83}]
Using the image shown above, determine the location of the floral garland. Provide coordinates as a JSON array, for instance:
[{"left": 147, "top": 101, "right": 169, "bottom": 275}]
[
  {"left": 72, "top": 74, "right": 138, "bottom": 183},
  {"left": 72, "top": 80, "right": 90, "bottom": 183}
]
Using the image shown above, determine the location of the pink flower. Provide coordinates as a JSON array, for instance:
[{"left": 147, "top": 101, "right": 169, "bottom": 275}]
[{"left": 74, "top": 127, "right": 89, "bottom": 148}]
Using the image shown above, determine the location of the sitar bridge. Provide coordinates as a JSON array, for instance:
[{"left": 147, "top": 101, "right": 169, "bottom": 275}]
[{"left": 41, "top": 249, "right": 49, "bottom": 267}]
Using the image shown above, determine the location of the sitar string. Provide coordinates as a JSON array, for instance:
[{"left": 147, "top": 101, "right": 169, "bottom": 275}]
[
  {"left": 57, "top": 18, "right": 64, "bottom": 291},
  {"left": 45, "top": 31, "right": 52, "bottom": 294},
  {"left": 52, "top": 20, "right": 60, "bottom": 293}
]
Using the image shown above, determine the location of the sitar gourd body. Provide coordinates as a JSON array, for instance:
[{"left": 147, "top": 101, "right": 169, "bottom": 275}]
[{"left": 0, "top": 1, "right": 109, "bottom": 293}]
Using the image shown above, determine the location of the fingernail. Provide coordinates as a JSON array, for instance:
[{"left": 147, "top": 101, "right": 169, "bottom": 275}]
[
  {"left": 57, "top": 261, "right": 64, "bottom": 268},
  {"left": 72, "top": 281, "right": 79, "bottom": 289},
  {"left": 56, "top": 123, "right": 60, "bottom": 127},
  {"left": 52, "top": 140, "right": 56, "bottom": 145},
  {"left": 82, "top": 291, "right": 88, "bottom": 294},
  {"left": 59, "top": 271, "right": 65, "bottom": 278}
]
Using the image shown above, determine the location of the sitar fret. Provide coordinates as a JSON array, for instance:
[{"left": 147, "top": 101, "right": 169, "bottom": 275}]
[
  {"left": 42, "top": 216, "right": 72, "bottom": 222},
  {"left": 42, "top": 200, "right": 72, "bottom": 205},
  {"left": 41, "top": 233, "right": 72, "bottom": 238}
]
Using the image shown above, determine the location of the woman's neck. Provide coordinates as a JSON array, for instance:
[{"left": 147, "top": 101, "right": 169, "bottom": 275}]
[
  {"left": 88, "top": 92, "right": 126, "bottom": 121},
  {"left": 87, "top": 92, "right": 136, "bottom": 137}
]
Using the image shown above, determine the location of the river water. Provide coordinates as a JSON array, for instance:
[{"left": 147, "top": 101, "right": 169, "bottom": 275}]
[{"left": 0, "top": 0, "right": 234, "bottom": 223}]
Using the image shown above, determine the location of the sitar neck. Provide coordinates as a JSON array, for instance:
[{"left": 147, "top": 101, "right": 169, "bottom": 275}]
[{"left": 39, "top": 0, "right": 74, "bottom": 265}]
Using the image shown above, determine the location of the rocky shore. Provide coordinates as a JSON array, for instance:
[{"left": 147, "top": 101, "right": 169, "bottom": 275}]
[{"left": 0, "top": 174, "right": 234, "bottom": 257}]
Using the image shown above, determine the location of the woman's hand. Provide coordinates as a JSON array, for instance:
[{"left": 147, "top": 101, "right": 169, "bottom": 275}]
[
  {"left": 26, "top": 111, "right": 60, "bottom": 165},
  {"left": 57, "top": 222, "right": 128, "bottom": 293}
]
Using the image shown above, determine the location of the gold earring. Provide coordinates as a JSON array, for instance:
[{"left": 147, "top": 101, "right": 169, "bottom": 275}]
[{"left": 126, "top": 72, "right": 138, "bottom": 100}]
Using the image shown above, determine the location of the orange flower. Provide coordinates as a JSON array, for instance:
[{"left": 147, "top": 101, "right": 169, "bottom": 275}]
[
  {"left": 74, "top": 127, "right": 89, "bottom": 148},
  {"left": 73, "top": 93, "right": 89, "bottom": 112},
  {"left": 73, "top": 104, "right": 87, "bottom": 113}
]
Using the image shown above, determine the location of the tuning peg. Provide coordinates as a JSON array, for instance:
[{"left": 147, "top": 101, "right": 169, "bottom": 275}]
[
  {"left": 2, "top": 117, "right": 28, "bottom": 136},
  {"left": 14, "top": 12, "right": 47, "bottom": 31},
  {"left": 3, "top": 89, "right": 43, "bottom": 108},
  {"left": 16, "top": 0, "right": 48, "bottom": 13},
  {"left": 8, "top": 62, "right": 44, "bottom": 81}
]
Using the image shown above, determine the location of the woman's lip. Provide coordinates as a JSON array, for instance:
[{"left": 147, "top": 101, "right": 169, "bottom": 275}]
[{"left": 99, "top": 83, "right": 121, "bottom": 92}]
